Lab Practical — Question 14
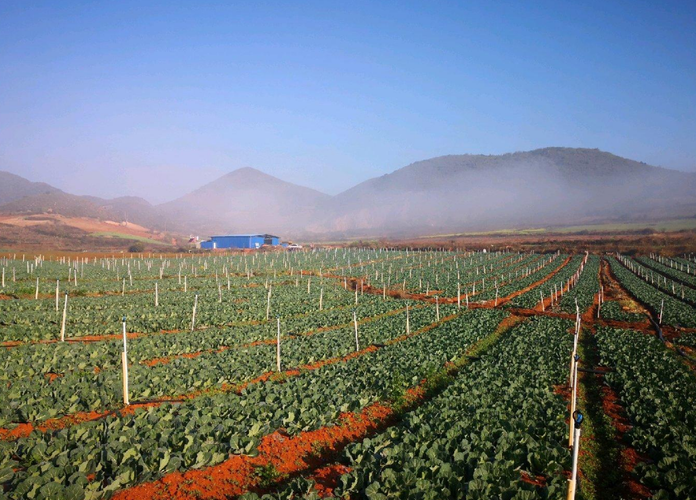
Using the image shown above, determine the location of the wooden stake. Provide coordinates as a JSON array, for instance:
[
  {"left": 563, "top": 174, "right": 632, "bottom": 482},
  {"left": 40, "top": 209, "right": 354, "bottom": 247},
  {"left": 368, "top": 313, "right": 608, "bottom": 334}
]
[{"left": 55, "top": 280, "right": 59, "bottom": 311}]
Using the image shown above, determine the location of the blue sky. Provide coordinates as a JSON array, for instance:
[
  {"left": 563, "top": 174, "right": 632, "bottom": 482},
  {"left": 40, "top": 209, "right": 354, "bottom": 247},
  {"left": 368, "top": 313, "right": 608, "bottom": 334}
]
[{"left": 1, "top": 1, "right": 694, "bottom": 202}]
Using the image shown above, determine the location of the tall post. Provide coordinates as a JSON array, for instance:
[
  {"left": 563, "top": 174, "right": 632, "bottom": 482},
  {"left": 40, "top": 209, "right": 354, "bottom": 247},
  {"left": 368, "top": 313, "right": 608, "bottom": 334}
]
[
  {"left": 435, "top": 295, "right": 440, "bottom": 321},
  {"left": 567, "top": 411, "right": 583, "bottom": 500},
  {"left": 276, "top": 316, "right": 281, "bottom": 372},
  {"left": 266, "top": 285, "right": 272, "bottom": 321},
  {"left": 659, "top": 299, "right": 664, "bottom": 325},
  {"left": 569, "top": 354, "right": 579, "bottom": 446},
  {"left": 457, "top": 283, "right": 461, "bottom": 309},
  {"left": 191, "top": 293, "right": 198, "bottom": 331},
  {"left": 122, "top": 317, "right": 130, "bottom": 406},
  {"left": 55, "top": 280, "right": 59, "bottom": 312},
  {"left": 406, "top": 304, "right": 410, "bottom": 335},
  {"left": 35, "top": 277, "right": 39, "bottom": 300},
  {"left": 155, "top": 282, "right": 159, "bottom": 307},
  {"left": 60, "top": 293, "right": 68, "bottom": 342},
  {"left": 353, "top": 310, "right": 359, "bottom": 352},
  {"left": 319, "top": 287, "right": 323, "bottom": 311}
]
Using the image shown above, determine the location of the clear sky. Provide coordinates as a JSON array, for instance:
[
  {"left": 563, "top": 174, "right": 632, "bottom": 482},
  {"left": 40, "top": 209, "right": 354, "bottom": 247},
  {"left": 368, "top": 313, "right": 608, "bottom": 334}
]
[{"left": 1, "top": 1, "right": 694, "bottom": 203}]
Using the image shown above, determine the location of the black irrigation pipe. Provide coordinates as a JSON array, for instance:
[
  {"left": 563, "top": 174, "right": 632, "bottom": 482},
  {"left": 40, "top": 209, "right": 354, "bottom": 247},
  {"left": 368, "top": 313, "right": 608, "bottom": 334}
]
[{"left": 578, "top": 367, "right": 613, "bottom": 375}]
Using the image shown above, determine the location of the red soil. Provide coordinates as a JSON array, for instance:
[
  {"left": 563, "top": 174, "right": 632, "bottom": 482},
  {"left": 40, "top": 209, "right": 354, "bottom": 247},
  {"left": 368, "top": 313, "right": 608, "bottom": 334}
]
[
  {"left": 309, "top": 464, "right": 352, "bottom": 498},
  {"left": 520, "top": 470, "right": 547, "bottom": 487},
  {"left": 112, "top": 403, "right": 394, "bottom": 500}
]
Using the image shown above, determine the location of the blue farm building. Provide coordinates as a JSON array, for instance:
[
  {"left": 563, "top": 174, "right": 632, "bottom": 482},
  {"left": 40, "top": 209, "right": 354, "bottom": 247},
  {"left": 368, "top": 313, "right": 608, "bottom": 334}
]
[{"left": 200, "top": 234, "right": 280, "bottom": 250}]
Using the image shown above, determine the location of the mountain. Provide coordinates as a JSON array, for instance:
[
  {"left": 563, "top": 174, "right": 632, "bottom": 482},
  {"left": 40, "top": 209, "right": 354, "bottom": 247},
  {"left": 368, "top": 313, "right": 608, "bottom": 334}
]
[
  {"left": 0, "top": 172, "right": 158, "bottom": 228},
  {"left": 0, "top": 171, "right": 62, "bottom": 205},
  {"left": 311, "top": 148, "right": 696, "bottom": 237},
  {"left": 3, "top": 148, "right": 696, "bottom": 240},
  {"left": 157, "top": 167, "right": 330, "bottom": 235}
]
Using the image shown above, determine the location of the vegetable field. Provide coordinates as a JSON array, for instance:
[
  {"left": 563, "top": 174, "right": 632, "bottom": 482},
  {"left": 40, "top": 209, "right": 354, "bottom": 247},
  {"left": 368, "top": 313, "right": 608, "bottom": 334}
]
[{"left": 0, "top": 249, "right": 694, "bottom": 499}]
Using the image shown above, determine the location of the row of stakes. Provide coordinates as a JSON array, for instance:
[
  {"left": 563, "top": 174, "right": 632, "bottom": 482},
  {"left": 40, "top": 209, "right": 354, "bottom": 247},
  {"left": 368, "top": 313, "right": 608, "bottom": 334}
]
[{"left": 117, "top": 303, "right": 410, "bottom": 406}]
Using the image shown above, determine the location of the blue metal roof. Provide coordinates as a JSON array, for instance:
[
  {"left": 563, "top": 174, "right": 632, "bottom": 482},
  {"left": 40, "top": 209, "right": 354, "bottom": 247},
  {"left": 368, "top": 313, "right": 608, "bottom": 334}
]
[{"left": 209, "top": 234, "right": 279, "bottom": 238}]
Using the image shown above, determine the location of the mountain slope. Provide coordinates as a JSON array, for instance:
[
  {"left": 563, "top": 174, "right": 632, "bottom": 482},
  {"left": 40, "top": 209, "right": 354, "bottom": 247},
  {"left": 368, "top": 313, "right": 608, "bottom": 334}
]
[
  {"left": 0, "top": 173, "right": 160, "bottom": 230},
  {"left": 157, "top": 167, "right": 330, "bottom": 234},
  {"left": 311, "top": 148, "right": 696, "bottom": 237},
  {"left": 0, "top": 171, "right": 62, "bottom": 205}
]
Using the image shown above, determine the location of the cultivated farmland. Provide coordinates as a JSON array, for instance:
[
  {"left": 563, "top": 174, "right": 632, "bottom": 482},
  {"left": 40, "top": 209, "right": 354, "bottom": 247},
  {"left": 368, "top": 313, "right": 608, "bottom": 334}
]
[{"left": 0, "top": 248, "right": 695, "bottom": 500}]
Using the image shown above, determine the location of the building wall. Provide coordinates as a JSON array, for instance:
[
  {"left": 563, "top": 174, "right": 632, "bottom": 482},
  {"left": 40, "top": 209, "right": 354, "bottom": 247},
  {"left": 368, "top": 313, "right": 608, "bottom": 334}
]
[{"left": 201, "top": 234, "right": 280, "bottom": 249}]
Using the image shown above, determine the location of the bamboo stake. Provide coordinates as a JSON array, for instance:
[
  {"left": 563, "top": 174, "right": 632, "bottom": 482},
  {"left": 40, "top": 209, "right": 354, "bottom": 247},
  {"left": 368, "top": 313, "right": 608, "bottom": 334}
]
[{"left": 55, "top": 280, "right": 59, "bottom": 312}]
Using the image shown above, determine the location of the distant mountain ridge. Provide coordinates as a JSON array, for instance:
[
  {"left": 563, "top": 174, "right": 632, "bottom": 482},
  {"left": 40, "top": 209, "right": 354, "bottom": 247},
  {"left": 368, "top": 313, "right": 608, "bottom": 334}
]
[
  {"left": 2, "top": 148, "right": 695, "bottom": 238},
  {"left": 157, "top": 167, "right": 330, "bottom": 234}
]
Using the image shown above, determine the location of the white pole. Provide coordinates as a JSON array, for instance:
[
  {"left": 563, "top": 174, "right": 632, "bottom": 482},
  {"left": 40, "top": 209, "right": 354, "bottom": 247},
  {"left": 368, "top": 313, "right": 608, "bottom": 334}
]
[
  {"left": 569, "top": 354, "right": 579, "bottom": 447},
  {"left": 276, "top": 316, "right": 281, "bottom": 372},
  {"left": 55, "top": 280, "right": 59, "bottom": 312},
  {"left": 60, "top": 293, "right": 68, "bottom": 342},
  {"left": 266, "top": 285, "right": 272, "bottom": 320},
  {"left": 353, "top": 310, "right": 359, "bottom": 352},
  {"left": 659, "top": 299, "right": 664, "bottom": 325},
  {"left": 567, "top": 412, "right": 583, "bottom": 500},
  {"left": 406, "top": 304, "right": 410, "bottom": 335},
  {"left": 191, "top": 293, "right": 198, "bottom": 331},
  {"left": 457, "top": 282, "right": 461, "bottom": 309},
  {"left": 319, "top": 287, "right": 323, "bottom": 311},
  {"left": 35, "top": 277, "right": 39, "bottom": 300},
  {"left": 122, "top": 317, "right": 130, "bottom": 406},
  {"left": 155, "top": 282, "right": 159, "bottom": 307},
  {"left": 435, "top": 295, "right": 440, "bottom": 321}
]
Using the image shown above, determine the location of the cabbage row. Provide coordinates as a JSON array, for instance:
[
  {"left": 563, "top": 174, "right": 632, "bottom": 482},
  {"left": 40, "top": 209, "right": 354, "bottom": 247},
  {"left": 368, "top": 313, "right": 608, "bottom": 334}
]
[
  {"left": 597, "top": 328, "right": 696, "bottom": 499},
  {"left": 607, "top": 258, "right": 696, "bottom": 328},
  {"left": 264, "top": 316, "right": 574, "bottom": 499},
  {"left": 0, "top": 308, "right": 506, "bottom": 500}
]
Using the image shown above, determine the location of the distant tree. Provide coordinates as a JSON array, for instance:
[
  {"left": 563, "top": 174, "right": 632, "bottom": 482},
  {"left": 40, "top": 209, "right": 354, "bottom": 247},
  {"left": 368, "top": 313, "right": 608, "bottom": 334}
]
[{"left": 129, "top": 242, "right": 146, "bottom": 253}]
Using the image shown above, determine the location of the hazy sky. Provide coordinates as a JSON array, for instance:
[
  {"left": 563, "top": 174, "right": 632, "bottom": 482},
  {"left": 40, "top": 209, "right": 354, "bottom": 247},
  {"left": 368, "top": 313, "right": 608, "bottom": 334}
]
[{"left": 1, "top": 1, "right": 695, "bottom": 203}]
